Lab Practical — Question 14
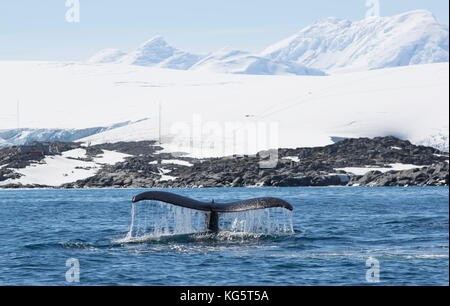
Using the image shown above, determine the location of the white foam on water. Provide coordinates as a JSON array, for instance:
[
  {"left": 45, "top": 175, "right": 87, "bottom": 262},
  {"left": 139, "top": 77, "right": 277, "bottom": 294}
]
[
  {"left": 125, "top": 201, "right": 136, "bottom": 240},
  {"left": 120, "top": 201, "right": 205, "bottom": 243},
  {"left": 221, "top": 207, "right": 294, "bottom": 234},
  {"left": 119, "top": 201, "right": 294, "bottom": 243}
]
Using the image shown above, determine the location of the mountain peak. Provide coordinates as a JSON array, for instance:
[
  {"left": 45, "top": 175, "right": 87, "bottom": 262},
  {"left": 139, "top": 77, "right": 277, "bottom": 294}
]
[
  {"left": 119, "top": 35, "right": 178, "bottom": 66},
  {"left": 261, "top": 10, "right": 449, "bottom": 73},
  {"left": 139, "top": 35, "right": 171, "bottom": 49}
]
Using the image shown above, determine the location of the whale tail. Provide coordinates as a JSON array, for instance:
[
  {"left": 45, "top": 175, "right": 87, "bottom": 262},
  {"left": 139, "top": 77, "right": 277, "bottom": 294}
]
[{"left": 132, "top": 191, "right": 293, "bottom": 232}]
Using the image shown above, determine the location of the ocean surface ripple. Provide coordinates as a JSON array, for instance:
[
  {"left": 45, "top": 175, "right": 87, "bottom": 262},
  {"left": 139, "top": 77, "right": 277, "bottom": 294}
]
[{"left": 0, "top": 187, "right": 448, "bottom": 286}]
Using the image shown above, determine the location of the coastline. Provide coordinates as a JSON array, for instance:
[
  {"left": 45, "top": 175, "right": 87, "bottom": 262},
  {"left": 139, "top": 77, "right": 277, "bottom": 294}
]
[
  {"left": 1, "top": 136, "right": 448, "bottom": 189},
  {"left": 1, "top": 185, "right": 449, "bottom": 191}
]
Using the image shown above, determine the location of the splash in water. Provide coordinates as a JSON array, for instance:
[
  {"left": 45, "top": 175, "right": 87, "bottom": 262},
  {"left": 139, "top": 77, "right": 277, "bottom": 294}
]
[{"left": 122, "top": 200, "right": 294, "bottom": 242}]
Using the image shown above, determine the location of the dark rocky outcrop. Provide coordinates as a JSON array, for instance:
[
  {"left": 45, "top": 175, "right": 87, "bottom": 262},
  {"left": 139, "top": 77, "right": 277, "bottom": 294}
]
[
  {"left": 62, "top": 136, "right": 448, "bottom": 188},
  {"left": 61, "top": 155, "right": 162, "bottom": 188},
  {"left": 1, "top": 137, "right": 448, "bottom": 188},
  {"left": 90, "top": 141, "right": 162, "bottom": 156},
  {"left": 349, "top": 163, "right": 449, "bottom": 187}
]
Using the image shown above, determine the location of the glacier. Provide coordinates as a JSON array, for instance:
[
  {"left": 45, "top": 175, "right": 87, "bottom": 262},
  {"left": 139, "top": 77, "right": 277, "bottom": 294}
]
[{"left": 0, "top": 119, "right": 146, "bottom": 148}]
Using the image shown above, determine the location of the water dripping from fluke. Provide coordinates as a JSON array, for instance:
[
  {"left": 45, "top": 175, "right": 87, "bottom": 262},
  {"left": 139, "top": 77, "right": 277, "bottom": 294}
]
[{"left": 120, "top": 191, "right": 294, "bottom": 243}]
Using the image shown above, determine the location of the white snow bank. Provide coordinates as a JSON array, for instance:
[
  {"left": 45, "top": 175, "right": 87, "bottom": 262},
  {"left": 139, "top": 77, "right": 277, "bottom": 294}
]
[
  {"left": 161, "top": 159, "right": 193, "bottom": 167},
  {"left": 93, "top": 150, "right": 132, "bottom": 164},
  {"left": 336, "top": 163, "right": 426, "bottom": 176},
  {"left": 158, "top": 168, "right": 177, "bottom": 181},
  {"left": 0, "top": 156, "right": 99, "bottom": 187},
  {"left": 284, "top": 156, "right": 300, "bottom": 163},
  {"left": 62, "top": 148, "right": 131, "bottom": 164},
  {"left": 62, "top": 148, "right": 88, "bottom": 159},
  {"left": 0, "top": 149, "right": 131, "bottom": 187}
]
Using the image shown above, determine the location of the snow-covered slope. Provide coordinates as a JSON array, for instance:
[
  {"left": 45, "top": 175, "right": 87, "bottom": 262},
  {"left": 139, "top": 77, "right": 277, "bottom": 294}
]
[
  {"left": 1, "top": 60, "right": 448, "bottom": 155},
  {"left": 88, "top": 49, "right": 127, "bottom": 64},
  {"left": 190, "top": 47, "right": 326, "bottom": 76},
  {"left": 78, "top": 118, "right": 157, "bottom": 145},
  {"left": 261, "top": 10, "right": 449, "bottom": 73}
]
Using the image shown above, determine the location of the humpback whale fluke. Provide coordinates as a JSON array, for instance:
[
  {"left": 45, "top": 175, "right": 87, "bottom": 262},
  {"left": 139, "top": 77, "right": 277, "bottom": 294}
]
[{"left": 132, "top": 191, "right": 293, "bottom": 232}]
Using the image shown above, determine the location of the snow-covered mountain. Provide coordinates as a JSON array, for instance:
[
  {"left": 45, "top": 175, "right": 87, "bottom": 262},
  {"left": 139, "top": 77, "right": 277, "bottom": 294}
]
[
  {"left": 119, "top": 36, "right": 204, "bottom": 70},
  {"left": 88, "top": 10, "right": 448, "bottom": 75},
  {"left": 90, "top": 36, "right": 203, "bottom": 70},
  {"left": 89, "top": 36, "right": 325, "bottom": 76},
  {"left": 190, "top": 47, "right": 326, "bottom": 76},
  {"left": 261, "top": 10, "right": 449, "bottom": 73}
]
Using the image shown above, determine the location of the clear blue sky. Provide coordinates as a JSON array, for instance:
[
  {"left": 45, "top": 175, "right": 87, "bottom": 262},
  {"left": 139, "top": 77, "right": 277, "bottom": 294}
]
[{"left": 0, "top": 0, "right": 448, "bottom": 61}]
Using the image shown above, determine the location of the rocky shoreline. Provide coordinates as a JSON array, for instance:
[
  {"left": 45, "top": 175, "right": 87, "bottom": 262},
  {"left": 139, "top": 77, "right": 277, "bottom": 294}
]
[{"left": 0, "top": 137, "right": 448, "bottom": 189}]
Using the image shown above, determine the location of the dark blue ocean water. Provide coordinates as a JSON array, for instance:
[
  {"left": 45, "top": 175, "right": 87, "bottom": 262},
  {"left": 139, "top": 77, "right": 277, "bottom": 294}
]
[{"left": 0, "top": 187, "right": 448, "bottom": 286}]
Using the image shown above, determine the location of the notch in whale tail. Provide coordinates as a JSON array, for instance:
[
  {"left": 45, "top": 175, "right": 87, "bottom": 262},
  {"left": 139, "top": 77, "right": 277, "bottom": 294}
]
[{"left": 132, "top": 191, "right": 293, "bottom": 232}]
